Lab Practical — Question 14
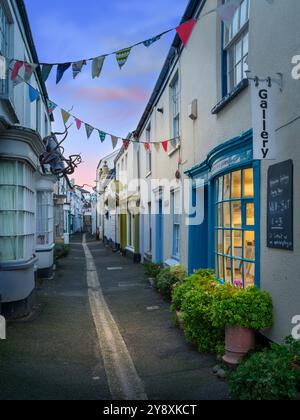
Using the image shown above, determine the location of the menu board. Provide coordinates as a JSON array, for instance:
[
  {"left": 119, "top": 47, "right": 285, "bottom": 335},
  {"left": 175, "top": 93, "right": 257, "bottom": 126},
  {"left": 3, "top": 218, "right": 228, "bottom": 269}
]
[{"left": 267, "top": 160, "right": 293, "bottom": 250}]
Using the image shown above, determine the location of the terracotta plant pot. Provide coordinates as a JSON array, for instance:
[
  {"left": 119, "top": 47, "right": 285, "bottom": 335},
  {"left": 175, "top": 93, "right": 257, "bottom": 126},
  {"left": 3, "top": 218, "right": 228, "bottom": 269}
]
[{"left": 223, "top": 326, "right": 255, "bottom": 365}]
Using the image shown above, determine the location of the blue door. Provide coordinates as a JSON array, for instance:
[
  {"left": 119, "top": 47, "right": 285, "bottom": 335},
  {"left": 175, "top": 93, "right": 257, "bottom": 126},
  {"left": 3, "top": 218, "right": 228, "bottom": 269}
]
[{"left": 155, "top": 198, "right": 164, "bottom": 263}]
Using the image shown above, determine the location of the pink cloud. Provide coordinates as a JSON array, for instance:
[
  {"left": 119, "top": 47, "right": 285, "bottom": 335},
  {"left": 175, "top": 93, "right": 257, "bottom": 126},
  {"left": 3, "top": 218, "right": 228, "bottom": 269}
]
[{"left": 75, "top": 85, "right": 149, "bottom": 103}]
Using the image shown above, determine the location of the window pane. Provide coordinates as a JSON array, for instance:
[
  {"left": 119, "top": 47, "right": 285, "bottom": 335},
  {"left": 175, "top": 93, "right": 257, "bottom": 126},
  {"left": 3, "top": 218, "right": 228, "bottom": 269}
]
[
  {"left": 217, "top": 203, "right": 223, "bottom": 227},
  {"left": 235, "top": 39, "right": 242, "bottom": 64},
  {"left": 0, "top": 211, "right": 16, "bottom": 235},
  {"left": 223, "top": 202, "right": 231, "bottom": 228},
  {"left": 240, "top": 0, "right": 248, "bottom": 26},
  {"left": 224, "top": 230, "right": 231, "bottom": 256},
  {"left": 244, "top": 231, "right": 255, "bottom": 261},
  {"left": 224, "top": 174, "right": 231, "bottom": 200},
  {"left": 232, "top": 201, "right": 242, "bottom": 228},
  {"left": 232, "top": 230, "right": 243, "bottom": 259},
  {"left": 245, "top": 262, "right": 255, "bottom": 287},
  {"left": 217, "top": 229, "right": 223, "bottom": 253},
  {"left": 243, "top": 168, "right": 254, "bottom": 197},
  {"left": 218, "top": 177, "right": 223, "bottom": 202},
  {"left": 0, "top": 237, "right": 16, "bottom": 261},
  {"left": 235, "top": 61, "right": 242, "bottom": 85},
  {"left": 218, "top": 255, "right": 224, "bottom": 281},
  {"left": 0, "top": 186, "right": 16, "bottom": 209},
  {"left": 246, "top": 202, "right": 255, "bottom": 226},
  {"left": 232, "top": 171, "right": 241, "bottom": 198},
  {"left": 233, "top": 259, "right": 243, "bottom": 284},
  {"left": 225, "top": 257, "right": 232, "bottom": 284}
]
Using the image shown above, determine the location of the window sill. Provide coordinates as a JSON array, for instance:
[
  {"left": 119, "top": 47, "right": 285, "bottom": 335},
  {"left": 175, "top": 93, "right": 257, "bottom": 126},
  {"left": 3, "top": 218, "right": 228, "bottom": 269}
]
[
  {"left": 211, "top": 79, "right": 249, "bottom": 115},
  {"left": 168, "top": 145, "right": 180, "bottom": 157},
  {"left": 165, "top": 257, "right": 180, "bottom": 267}
]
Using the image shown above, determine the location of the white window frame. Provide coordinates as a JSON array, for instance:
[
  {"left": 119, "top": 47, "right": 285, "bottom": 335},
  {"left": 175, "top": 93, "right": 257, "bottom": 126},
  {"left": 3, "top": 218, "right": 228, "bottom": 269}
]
[
  {"left": 170, "top": 72, "right": 180, "bottom": 150},
  {"left": 146, "top": 123, "right": 152, "bottom": 175},
  {"left": 223, "top": 0, "right": 250, "bottom": 93},
  {"left": 36, "top": 191, "right": 54, "bottom": 247}
]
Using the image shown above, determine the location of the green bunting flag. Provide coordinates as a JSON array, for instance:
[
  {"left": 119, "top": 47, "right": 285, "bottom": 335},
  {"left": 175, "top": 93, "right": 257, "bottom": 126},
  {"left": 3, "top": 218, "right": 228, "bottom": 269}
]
[
  {"left": 41, "top": 64, "right": 53, "bottom": 82},
  {"left": 99, "top": 131, "right": 106, "bottom": 143},
  {"left": 92, "top": 56, "right": 105, "bottom": 78},
  {"left": 116, "top": 48, "right": 131, "bottom": 69},
  {"left": 47, "top": 99, "right": 57, "bottom": 115},
  {"left": 170, "top": 138, "right": 178, "bottom": 149},
  {"left": 85, "top": 124, "right": 94, "bottom": 139},
  {"left": 72, "top": 60, "right": 86, "bottom": 79}
]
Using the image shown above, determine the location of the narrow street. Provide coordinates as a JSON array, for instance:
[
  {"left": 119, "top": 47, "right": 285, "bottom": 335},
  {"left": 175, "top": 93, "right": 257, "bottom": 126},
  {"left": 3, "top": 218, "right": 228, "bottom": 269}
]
[{"left": 0, "top": 234, "right": 228, "bottom": 401}]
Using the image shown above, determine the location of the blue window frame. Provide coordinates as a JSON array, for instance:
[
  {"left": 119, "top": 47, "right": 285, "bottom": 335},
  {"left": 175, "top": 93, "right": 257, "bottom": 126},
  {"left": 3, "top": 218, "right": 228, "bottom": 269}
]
[
  {"left": 214, "top": 167, "right": 256, "bottom": 288},
  {"left": 171, "top": 190, "right": 180, "bottom": 260}
]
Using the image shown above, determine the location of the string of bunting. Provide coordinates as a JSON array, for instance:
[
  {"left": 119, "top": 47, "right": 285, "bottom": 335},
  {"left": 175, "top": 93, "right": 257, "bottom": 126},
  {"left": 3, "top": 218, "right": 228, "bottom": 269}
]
[
  {"left": 10, "top": 65, "right": 180, "bottom": 152},
  {"left": 3, "top": 0, "right": 260, "bottom": 85}
]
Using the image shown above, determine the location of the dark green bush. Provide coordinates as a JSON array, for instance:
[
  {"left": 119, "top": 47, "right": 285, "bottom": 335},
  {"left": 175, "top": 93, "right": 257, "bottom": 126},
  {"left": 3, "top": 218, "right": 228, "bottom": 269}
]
[
  {"left": 155, "top": 265, "right": 187, "bottom": 299},
  {"left": 144, "top": 262, "right": 162, "bottom": 279},
  {"left": 54, "top": 244, "right": 70, "bottom": 261},
  {"left": 229, "top": 339, "right": 300, "bottom": 400},
  {"left": 212, "top": 285, "right": 273, "bottom": 330}
]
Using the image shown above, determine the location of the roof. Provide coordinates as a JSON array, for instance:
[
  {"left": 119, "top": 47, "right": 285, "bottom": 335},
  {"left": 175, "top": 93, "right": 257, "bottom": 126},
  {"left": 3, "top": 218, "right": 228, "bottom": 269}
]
[
  {"left": 16, "top": 0, "right": 53, "bottom": 121},
  {"left": 96, "top": 149, "right": 121, "bottom": 171},
  {"left": 135, "top": 0, "right": 204, "bottom": 137}
]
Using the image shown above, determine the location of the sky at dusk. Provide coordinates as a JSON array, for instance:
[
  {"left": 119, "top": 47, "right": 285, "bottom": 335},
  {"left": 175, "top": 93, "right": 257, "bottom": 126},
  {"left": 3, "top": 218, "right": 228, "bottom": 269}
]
[{"left": 24, "top": 0, "right": 189, "bottom": 189}]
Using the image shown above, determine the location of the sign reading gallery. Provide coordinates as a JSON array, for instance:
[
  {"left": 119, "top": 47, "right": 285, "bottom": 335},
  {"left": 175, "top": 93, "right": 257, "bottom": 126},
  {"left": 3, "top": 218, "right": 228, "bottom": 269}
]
[{"left": 251, "top": 81, "right": 276, "bottom": 160}]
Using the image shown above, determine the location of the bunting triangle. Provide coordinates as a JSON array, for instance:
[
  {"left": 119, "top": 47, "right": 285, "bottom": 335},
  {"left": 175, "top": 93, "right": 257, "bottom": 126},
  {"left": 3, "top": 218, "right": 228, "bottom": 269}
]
[
  {"left": 41, "top": 64, "right": 53, "bottom": 82},
  {"left": 85, "top": 124, "right": 94, "bottom": 139},
  {"left": 176, "top": 19, "right": 197, "bottom": 46},
  {"left": 170, "top": 138, "right": 178, "bottom": 149},
  {"left": 111, "top": 135, "right": 119, "bottom": 149},
  {"left": 116, "top": 48, "right": 131, "bottom": 69},
  {"left": 61, "top": 109, "right": 70, "bottom": 125},
  {"left": 154, "top": 143, "right": 160, "bottom": 153},
  {"left": 144, "top": 143, "right": 150, "bottom": 152},
  {"left": 47, "top": 99, "right": 57, "bottom": 115},
  {"left": 29, "top": 85, "right": 40, "bottom": 103},
  {"left": 143, "top": 35, "right": 162, "bottom": 48},
  {"left": 162, "top": 140, "right": 169, "bottom": 153},
  {"left": 24, "top": 63, "right": 38, "bottom": 81},
  {"left": 11, "top": 60, "right": 24, "bottom": 81},
  {"left": 72, "top": 60, "right": 86, "bottom": 79},
  {"left": 99, "top": 131, "right": 106, "bottom": 143},
  {"left": 56, "top": 63, "right": 71, "bottom": 84},
  {"left": 123, "top": 139, "right": 130, "bottom": 150},
  {"left": 75, "top": 118, "right": 82, "bottom": 130},
  {"left": 92, "top": 56, "right": 105, "bottom": 78}
]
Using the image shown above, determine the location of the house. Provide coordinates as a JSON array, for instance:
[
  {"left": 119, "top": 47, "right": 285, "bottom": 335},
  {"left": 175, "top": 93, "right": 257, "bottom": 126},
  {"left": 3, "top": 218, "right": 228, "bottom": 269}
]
[
  {"left": 53, "top": 176, "right": 71, "bottom": 245},
  {"left": 0, "top": 0, "right": 53, "bottom": 316},
  {"left": 135, "top": 0, "right": 300, "bottom": 344}
]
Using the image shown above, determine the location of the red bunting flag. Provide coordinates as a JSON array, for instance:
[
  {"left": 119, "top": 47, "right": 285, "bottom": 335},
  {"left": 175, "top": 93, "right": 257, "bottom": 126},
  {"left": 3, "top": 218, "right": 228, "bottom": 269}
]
[
  {"left": 11, "top": 60, "right": 24, "bottom": 81},
  {"left": 75, "top": 118, "right": 82, "bottom": 130},
  {"left": 162, "top": 141, "right": 168, "bottom": 153},
  {"left": 176, "top": 19, "right": 197, "bottom": 46},
  {"left": 144, "top": 143, "right": 150, "bottom": 152},
  {"left": 123, "top": 140, "right": 130, "bottom": 150}
]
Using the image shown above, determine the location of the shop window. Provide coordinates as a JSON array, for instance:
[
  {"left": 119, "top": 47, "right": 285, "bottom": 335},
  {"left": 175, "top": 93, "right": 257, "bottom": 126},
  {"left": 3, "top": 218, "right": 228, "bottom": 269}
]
[
  {"left": 0, "top": 160, "right": 35, "bottom": 262},
  {"left": 36, "top": 191, "right": 54, "bottom": 246},
  {"left": 214, "top": 168, "right": 255, "bottom": 288}
]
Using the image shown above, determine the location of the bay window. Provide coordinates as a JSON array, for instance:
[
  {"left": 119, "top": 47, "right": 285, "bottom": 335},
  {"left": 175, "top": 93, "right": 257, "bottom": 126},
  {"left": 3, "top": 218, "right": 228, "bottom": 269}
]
[
  {"left": 36, "top": 191, "right": 54, "bottom": 246},
  {"left": 214, "top": 168, "right": 255, "bottom": 288},
  {"left": 223, "top": 0, "right": 250, "bottom": 94},
  {"left": 0, "top": 160, "right": 35, "bottom": 262}
]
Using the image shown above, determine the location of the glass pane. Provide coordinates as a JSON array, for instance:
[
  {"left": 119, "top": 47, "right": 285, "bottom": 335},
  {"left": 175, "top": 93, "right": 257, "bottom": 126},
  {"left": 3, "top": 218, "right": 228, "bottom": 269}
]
[
  {"left": 218, "top": 255, "right": 224, "bottom": 281},
  {"left": 225, "top": 257, "right": 232, "bottom": 284},
  {"left": 243, "top": 168, "right": 254, "bottom": 197},
  {"left": 218, "top": 177, "right": 223, "bottom": 202},
  {"left": 0, "top": 237, "right": 17, "bottom": 261},
  {"left": 223, "top": 202, "right": 231, "bottom": 228},
  {"left": 0, "top": 160, "right": 16, "bottom": 184},
  {"left": 0, "top": 186, "right": 16, "bottom": 209},
  {"left": 232, "top": 230, "right": 243, "bottom": 259},
  {"left": 244, "top": 231, "right": 255, "bottom": 261},
  {"left": 224, "top": 174, "right": 231, "bottom": 200},
  {"left": 235, "top": 62, "right": 242, "bottom": 85},
  {"left": 224, "top": 230, "right": 231, "bottom": 256},
  {"left": 232, "top": 201, "right": 242, "bottom": 228},
  {"left": 233, "top": 259, "right": 243, "bottom": 286},
  {"left": 232, "top": 9, "right": 239, "bottom": 36},
  {"left": 0, "top": 211, "right": 16, "bottom": 235},
  {"left": 240, "top": 0, "right": 248, "bottom": 26},
  {"left": 245, "top": 262, "right": 255, "bottom": 288},
  {"left": 232, "top": 171, "right": 241, "bottom": 198},
  {"left": 217, "top": 203, "right": 223, "bottom": 227},
  {"left": 235, "top": 39, "right": 242, "bottom": 64},
  {"left": 217, "top": 229, "right": 223, "bottom": 254},
  {"left": 243, "top": 32, "right": 249, "bottom": 56},
  {"left": 246, "top": 202, "right": 255, "bottom": 226}
]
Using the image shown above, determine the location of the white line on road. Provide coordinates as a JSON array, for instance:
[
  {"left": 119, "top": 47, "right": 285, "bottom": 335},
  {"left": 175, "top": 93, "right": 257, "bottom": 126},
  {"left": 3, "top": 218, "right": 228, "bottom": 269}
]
[{"left": 82, "top": 234, "right": 147, "bottom": 401}]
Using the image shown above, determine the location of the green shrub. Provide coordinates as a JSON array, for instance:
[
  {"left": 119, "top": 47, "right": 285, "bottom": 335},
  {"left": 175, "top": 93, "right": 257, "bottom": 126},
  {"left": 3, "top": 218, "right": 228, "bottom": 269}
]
[
  {"left": 54, "top": 244, "right": 70, "bottom": 261},
  {"left": 212, "top": 285, "right": 273, "bottom": 330},
  {"left": 155, "top": 265, "right": 187, "bottom": 299},
  {"left": 229, "top": 340, "right": 300, "bottom": 400},
  {"left": 144, "top": 262, "right": 162, "bottom": 279}
]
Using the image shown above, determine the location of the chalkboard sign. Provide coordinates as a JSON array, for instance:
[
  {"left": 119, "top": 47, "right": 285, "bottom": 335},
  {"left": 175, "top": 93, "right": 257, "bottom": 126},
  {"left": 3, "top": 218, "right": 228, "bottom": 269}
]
[{"left": 267, "top": 160, "right": 293, "bottom": 250}]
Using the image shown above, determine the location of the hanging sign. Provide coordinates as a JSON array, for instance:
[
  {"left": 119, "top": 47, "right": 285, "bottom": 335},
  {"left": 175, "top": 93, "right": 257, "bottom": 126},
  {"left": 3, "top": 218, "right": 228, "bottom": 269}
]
[
  {"left": 267, "top": 160, "right": 293, "bottom": 251},
  {"left": 251, "top": 80, "right": 276, "bottom": 160}
]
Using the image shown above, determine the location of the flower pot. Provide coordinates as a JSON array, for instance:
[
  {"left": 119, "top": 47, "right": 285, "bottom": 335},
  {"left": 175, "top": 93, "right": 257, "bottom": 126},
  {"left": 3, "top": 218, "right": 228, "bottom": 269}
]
[{"left": 223, "top": 326, "right": 255, "bottom": 365}]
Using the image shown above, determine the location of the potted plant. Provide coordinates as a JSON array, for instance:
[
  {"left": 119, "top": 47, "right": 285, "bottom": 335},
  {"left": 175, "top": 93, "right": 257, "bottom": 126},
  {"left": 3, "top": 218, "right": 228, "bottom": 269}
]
[{"left": 212, "top": 285, "right": 273, "bottom": 365}]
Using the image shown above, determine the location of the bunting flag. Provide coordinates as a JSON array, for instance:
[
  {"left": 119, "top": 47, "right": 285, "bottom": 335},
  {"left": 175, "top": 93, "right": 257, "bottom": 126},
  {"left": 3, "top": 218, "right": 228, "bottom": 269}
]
[
  {"left": 11, "top": 60, "right": 24, "bottom": 81},
  {"left": 123, "top": 139, "right": 130, "bottom": 150},
  {"left": 162, "top": 140, "right": 169, "bottom": 153},
  {"left": 28, "top": 85, "right": 40, "bottom": 103},
  {"left": 24, "top": 63, "right": 38, "bottom": 81},
  {"left": 144, "top": 143, "right": 150, "bottom": 152},
  {"left": 72, "top": 60, "right": 86, "bottom": 79},
  {"left": 92, "top": 56, "right": 105, "bottom": 78},
  {"left": 85, "top": 123, "right": 94, "bottom": 139},
  {"left": 61, "top": 109, "right": 71, "bottom": 125},
  {"left": 116, "top": 48, "right": 131, "bottom": 69},
  {"left": 143, "top": 35, "right": 162, "bottom": 48},
  {"left": 154, "top": 143, "right": 160, "bottom": 153},
  {"left": 13, "top": 75, "right": 23, "bottom": 87},
  {"left": 41, "top": 64, "right": 53, "bottom": 82},
  {"left": 99, "top": 131, "right": 106, "bottom": 143},
  {"left": 111, "top": 135, "right": 119, "bottom": 149},
  {"left": 170, "top": 138, "right": 178, "bottom": 149},
  {"left": 216, "top": 0, "right": 242, "bottom": 25},
  {"left": 47, "top": 99, "right": 57, "bottom": 115},
  {"left": 176, "top": 19, "right": 197, "bottom": 46},
  {"left": 75, "top": 118, "right": 82, "bottom": 130},
  {"left": 56, "top": 63, "right": 71, "bottom": 84}
]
